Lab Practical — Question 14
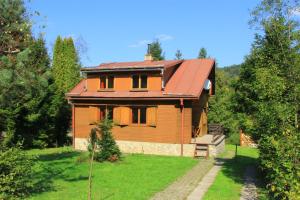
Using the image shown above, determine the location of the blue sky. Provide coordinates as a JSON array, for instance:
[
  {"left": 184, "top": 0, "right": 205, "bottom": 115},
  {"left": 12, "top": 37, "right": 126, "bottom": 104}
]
[{"left": 28, "top": 0, "right": 261, "bottom": 67}]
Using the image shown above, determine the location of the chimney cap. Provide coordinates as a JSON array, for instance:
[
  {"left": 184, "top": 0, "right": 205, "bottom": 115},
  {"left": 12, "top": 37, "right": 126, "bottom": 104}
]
[
  {"left": 145, "top": 44, "right": 153, "bottom": 61},
  {"left": 147, "top": 43, "right": 151, "bottom": 54}
]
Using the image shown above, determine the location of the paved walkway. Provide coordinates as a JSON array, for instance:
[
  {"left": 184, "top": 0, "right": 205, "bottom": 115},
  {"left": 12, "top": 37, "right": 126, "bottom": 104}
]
[
  {"left": 240, "top": 165, "right": 258, "bottom": 200},
  {"left": 150, "top": 158, "right": 214, "bottom": 200},
  {"left": 187, "top": 160, "right": 224, "bottom": 200}
]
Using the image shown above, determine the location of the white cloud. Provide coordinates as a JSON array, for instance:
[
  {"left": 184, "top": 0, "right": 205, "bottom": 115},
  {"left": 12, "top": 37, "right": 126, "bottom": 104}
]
[
  {"left": 129, "top": 39, "right": 152, "bottom": 48},
  {"left": 129, "top": 34, "right": 174, "bottom": 48},
  {"left": 155, "top": 34, "right": 174, "bottom": 41}
]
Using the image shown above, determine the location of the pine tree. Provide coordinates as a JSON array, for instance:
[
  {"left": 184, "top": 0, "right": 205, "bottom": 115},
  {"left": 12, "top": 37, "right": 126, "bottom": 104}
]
[
  {"left": 175, "top": 49, "right": 183, "bottom": 60},
  {"left": 0, "top": 0, "right": 52, "bottom": 148},
  {"left": 198, "top": 47, "right": 207, "bottom": 58},
  {"left": 149, "top": 40, "right": 165, "bottom": 61},
  {"left": 0, "top": 0, "right": 31, "bottom": 56}
]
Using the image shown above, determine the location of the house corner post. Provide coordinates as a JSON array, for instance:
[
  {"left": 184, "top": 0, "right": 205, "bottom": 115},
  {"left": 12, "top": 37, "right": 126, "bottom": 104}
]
[
  {"left": 72, "top": 104, "right": 75, "bottom": 148},
  {"left": 180, "top": 98, "right": 184, "bottom": 156}
]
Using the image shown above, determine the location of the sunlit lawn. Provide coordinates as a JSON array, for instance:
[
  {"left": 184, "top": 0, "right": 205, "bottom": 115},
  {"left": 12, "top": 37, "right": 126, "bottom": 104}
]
[
  {"left": 27, "top": 147, "right": 198, "bottom": 200},
  {"left": 203, "top": 145, "right": 268, "bottom": 200}
]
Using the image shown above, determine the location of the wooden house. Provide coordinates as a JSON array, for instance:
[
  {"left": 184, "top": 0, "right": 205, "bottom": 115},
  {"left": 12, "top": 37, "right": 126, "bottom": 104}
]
[{"left": 67, "top": 53, "right": 225, "bottom": 157}]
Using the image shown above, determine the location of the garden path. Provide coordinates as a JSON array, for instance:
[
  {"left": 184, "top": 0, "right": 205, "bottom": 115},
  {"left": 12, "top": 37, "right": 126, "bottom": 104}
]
[
  {"left": 240, "top": 165, "right": 258, "bottom": 200},
  {"left": 186, "top": 159, "right": 224, "bottom": 200},
  {"left": 150, "top": 158, "right": 214, "bottom": 200}
]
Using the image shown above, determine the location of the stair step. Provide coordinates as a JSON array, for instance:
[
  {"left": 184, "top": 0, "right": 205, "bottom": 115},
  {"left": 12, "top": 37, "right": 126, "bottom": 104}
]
[
  {"left": 195, "top": 146, "right": 208, "bottom": 150},
  {"left": 194, "top": 150, "right": 208, "bottom": 157}
]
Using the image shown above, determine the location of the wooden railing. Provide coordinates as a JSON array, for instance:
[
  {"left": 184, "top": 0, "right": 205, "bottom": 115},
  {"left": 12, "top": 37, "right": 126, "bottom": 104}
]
[{"left": 208, "top": 124, "right": 224, "bottom": 143}]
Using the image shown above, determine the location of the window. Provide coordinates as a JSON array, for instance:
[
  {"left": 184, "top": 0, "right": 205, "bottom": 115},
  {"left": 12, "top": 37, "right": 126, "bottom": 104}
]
[
  {"left": 140, "top": 107, "right": 146, "bottom": 124},
  {"left": 107, "top": 107, "right": 113, "bottom": 120},
  {"left": 132, "top": 75, "right": 147, "bottom": 89},
  {"left": 100, "top": 76, "right": 106, "bottom": 89},
  {"left": 107, "top": 76, "right": 114, "bottom": 89},
  {"left": 131, "top": 107, "right": 147, "bottom": 125},
  {"left": 100, "top": 75, "right": 114, "bottom": 89},
  {"left": 100, "top": 106, "right": 114, "bottom": 120},
  {"left": 132, "top": 75, "right": 139, "bottom": 89},
  {"left": 132, "top": 107, "right": 139, "bottom": 123},
  {"left": 141, "top": 75, "right": 147, "bottom": 89}
]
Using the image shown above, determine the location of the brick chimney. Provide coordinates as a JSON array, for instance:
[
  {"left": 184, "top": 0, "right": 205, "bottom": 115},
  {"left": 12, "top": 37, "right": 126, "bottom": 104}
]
[{"left": 144, "top": 44, "right": 153, "bottom": 61}]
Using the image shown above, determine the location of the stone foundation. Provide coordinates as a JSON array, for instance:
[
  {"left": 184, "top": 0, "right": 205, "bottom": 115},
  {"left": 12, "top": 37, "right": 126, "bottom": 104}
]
[
  {"left": 74, "top": 138, "right": 196, "bottom": 157},
  {"left": 208, "top": 135, "right": 225, "bottom": 157},
  {"left": 74, "top": 136, "right": 225, "bottom": 157}
]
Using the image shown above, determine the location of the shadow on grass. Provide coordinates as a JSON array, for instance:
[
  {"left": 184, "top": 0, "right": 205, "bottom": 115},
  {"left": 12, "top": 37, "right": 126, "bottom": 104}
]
[
  {"left": 30, "top": 150, "right": 85, "bottom": 196},
  {"left": 215, "top": 154, "right": 258, "bottom": 185}
]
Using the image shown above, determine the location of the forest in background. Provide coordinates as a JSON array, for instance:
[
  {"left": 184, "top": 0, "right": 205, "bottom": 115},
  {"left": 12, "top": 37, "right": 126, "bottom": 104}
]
[{"left": 208, "top": 64, "right": 241, "bottom": 144}]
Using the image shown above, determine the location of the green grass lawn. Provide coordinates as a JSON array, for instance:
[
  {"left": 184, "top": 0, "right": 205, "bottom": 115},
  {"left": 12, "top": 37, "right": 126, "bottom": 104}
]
[
  {"left": 27, "top": 147, "right": 198, "bottom": 200},
  {"left": 203, "top": 145, "right": 268, "bottom": 200}
]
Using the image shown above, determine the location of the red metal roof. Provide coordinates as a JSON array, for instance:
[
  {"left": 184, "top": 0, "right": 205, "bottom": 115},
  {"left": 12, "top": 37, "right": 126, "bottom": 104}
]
[
  {"left": 67, "top": 59, "right": 215, "bottom": 100},
  {"left": 165, "top": 59, "right": 215, "bottom": 97},
  {"left": 82, "top": 60, "right": 183, "bottom": 71}
]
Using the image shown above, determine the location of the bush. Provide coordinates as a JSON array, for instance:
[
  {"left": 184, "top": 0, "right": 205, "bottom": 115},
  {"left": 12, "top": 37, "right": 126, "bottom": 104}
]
[
  {"left": 259, "top": 131, "right": 300, "bottom": 200},
  {"left": 88, "top": 117, "right": 121, "bottom": 162},
  {"left": 0, "top": 145, "right": 36, "bottom": 199}
]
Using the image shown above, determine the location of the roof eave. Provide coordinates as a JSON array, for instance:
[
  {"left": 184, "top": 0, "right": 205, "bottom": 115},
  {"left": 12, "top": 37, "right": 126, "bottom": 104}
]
[
  {"left": 81, "top": 67, "right": 164, "bottom": 73},
  {"left": 66, "top": 95, "right": 198, "bottom": 101}
]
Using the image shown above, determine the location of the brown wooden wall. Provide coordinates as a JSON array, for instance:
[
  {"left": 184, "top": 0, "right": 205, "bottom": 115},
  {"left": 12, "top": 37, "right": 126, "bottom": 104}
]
[
  {"left": 86, "top": 72, "right": 162, "bottom": 91},
  {"left": 192, "top": 92, "right": 209, "bottom": 136},
  {"left": 73, "top": 101, "right": 192, "bottom": 144}
]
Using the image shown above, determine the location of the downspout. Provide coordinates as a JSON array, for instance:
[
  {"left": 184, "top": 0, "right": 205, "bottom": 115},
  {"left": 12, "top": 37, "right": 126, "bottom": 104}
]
[
  {"left": 72, "top": 104, "right": 75, "bottom": 148},
  {"left": 180, "top": 98, "right": 184, "bottom": 156}
]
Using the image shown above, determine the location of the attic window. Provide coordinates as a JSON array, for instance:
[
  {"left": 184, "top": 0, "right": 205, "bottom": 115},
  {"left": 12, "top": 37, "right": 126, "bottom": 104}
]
[
  {"left": 100, "top": 75, "right": 114, "bottom": 89},
  {"left": 132, "top": 75, "right": 139, "bottom": 89},
  {"left": 132, "top": 75, "right": 147, "bottom": 89}
]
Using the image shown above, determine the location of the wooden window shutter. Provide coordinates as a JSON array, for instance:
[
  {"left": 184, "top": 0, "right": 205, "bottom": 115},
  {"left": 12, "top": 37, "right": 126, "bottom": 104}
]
[
  {"left": 120, "top": 107, "right": 130, "bottom": 125},
  {"left": 147, "top": 107, "right": 157, "bottom": 127},
  {"left": 113, "top": 107, "right": 121, "bottom": 124},
  {"left": 89, "top": 106, "right": 99, "bottom": 124}
]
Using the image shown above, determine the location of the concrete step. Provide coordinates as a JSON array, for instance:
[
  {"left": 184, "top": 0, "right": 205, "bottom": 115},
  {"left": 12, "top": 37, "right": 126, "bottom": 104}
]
[
  {"left": 195, "top": 146, "right": 208, "bottom": 150},
  {"left": 194, "top": 150, "right": 208, "bottom": 157}
]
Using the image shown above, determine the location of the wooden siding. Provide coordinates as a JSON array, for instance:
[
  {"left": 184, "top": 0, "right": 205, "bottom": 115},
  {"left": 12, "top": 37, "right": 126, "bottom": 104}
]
[
  {"left": 86, "top": 73, "right": 162, "bottom": 91},
  {"left": 192, "top": 92, "right": 209, "bottom": 136},
  {"left": 73, "top": 101, "right": 193, "bottom": 144},
  {"left": 74, "top": 105, "right": 97, "bottom": 138}
]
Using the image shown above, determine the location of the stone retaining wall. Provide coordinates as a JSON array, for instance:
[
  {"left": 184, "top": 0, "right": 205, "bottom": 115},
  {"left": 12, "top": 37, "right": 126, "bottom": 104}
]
[
  {"left": 74, "top": 136, "right": 225, "bottom": 157},
  {"left": 74, "top": 138, "right": 196, "bottom": 157}
]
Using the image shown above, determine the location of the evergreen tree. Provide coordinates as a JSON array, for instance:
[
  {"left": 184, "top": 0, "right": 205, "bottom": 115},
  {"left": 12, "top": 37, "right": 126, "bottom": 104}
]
[
  {"left": 52, "top": 36, "right": 81, "bottom": 93},
  {"left": 175, "top": 49, "right": 183, "bottom": 60},
  {"left": 149, "top": 40, "right": 165, "bottom": 61},
  {"left": 0, "top": 0, "right": 52, "bottom": 148},
  {"left": 198, "top": 47, "right": 207, "bottom": 58},
  {"left": 88, "top": 117, "right": 121, "bottom": 162},
  {"left": 235, "top": 1, "right": 300, "bottom": 198},
  {"left": 0, "top": 0, "right": 31, "bottom": 56},
  {"left": 51, "top": 36, "right": 81, "bottom": 146}
]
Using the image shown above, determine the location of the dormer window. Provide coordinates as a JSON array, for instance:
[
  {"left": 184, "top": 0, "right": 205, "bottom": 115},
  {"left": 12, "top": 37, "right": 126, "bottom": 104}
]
[
  {"left": 132, "top": 75, "right": 147, "bottom": 89},
  {"left": 100, "top": 75, "right": 114, "bottom": 89}
]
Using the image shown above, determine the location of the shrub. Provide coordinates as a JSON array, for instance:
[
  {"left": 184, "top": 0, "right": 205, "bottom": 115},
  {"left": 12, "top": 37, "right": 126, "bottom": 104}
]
[
  {"left": 0, "top": 145, "right": 36, "bottom": 199},
  {"left": 88, "top": 117, "right": 121, "bottom": 162},
  {"left": 259, "top": 131, "right": 300, "bottom": 200}
]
